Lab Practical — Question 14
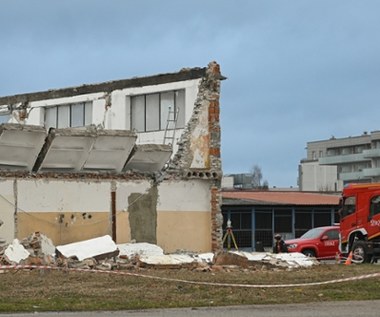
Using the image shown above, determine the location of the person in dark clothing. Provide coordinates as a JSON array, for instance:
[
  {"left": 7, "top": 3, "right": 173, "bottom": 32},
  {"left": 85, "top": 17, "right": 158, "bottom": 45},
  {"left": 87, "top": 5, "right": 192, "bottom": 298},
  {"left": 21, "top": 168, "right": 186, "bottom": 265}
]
[{"left": 273, "top": 234, "right": 289, "bottom": 253}]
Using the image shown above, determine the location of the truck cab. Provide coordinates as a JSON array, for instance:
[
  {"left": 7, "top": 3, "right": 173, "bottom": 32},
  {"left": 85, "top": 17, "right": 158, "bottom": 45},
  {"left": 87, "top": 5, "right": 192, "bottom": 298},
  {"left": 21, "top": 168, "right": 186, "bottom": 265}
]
[{"left": 339, "top": 183, "right": 380, "bottom": 263}]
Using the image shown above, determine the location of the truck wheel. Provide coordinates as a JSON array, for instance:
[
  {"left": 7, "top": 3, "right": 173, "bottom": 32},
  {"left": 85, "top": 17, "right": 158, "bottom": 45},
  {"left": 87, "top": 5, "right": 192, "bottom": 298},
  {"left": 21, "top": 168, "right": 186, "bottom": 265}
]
[
  {"left": 302, "top": 249, "right": 316, "bottom": 258},
  {"left": 352, "top": 241, "right": 370, "bottom": 263}
]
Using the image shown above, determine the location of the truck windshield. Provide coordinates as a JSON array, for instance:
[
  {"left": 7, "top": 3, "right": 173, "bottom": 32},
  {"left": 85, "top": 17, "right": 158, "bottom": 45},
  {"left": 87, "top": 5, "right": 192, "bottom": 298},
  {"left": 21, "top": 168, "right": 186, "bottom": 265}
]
[
  {"left": 340, "top": 196, "right": 356, "bottom": 219},
  {"left": 300, "top": 227, "right": 324, "bottom": 239}
]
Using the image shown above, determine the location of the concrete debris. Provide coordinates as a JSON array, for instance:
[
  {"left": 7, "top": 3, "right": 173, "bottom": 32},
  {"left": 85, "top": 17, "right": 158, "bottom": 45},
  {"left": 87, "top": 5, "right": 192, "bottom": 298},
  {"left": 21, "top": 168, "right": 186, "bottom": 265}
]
[
  {"left": 193, "top": 252, "right": 214, "bottom": 264},
  {"left": 3, "top": 239, "right": 30, "bottom": 264},
  {"left": 0, "top": 233, "right": 319, "bottom": 271},
  {"left": 227, "top": 251, "right": 319, "bottom": 269},
  {"left": 117, "top": 242, "right": 164, "bottom": 258},
  {"left": 20, "top": 232, "right": 55, "bottom": 257},
  {"left": 138, "top": 254, "right": 197, "bottom": 269},
  {"left": 56, "top": 235, "right": 119, "bottom": 261}
]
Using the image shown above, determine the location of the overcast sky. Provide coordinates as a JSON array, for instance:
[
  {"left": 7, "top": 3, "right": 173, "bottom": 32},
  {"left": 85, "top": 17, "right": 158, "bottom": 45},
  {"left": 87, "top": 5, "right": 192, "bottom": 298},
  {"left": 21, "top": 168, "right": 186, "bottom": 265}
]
[{"left": 1, "top": 0, "right": 380, "bottom": 187}]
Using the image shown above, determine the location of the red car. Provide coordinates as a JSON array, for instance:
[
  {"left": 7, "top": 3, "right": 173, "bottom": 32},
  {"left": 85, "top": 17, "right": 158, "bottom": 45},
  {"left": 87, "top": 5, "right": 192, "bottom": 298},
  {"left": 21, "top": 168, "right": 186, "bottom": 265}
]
[{"left": 285, "top": 226, "right": 340, "bottom": 259}]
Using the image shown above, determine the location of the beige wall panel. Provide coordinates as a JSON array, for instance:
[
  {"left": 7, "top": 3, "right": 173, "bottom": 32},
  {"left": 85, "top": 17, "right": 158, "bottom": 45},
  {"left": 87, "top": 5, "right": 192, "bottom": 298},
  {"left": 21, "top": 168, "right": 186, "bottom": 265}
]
[
  {"left": 0, "top": 180, "right": 15, "bottom": 243},
  {"left": 157, "top": 211, "right": 211, "bottom": 253},
  {"left": 17, "top": 179, "right": 110, "bottom": 212},
  {"left": 116, "top": 211, "right": 131, "bottom": 243},
  {"left": 158, "top": 180, "right": 211, "bottom": 212},
  {"left": 17, "top": 211, "right": 110, "bottom": 245}
]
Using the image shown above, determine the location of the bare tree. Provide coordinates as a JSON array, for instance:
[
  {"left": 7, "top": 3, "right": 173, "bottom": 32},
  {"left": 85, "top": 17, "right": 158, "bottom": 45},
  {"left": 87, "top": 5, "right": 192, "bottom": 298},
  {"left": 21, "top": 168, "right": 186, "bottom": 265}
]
[
  {"left": 251, "top": 165, "right": 262, "bottom": 188},
  {"left": 251, "top": 165, "right": 269, "bottom": 189}
]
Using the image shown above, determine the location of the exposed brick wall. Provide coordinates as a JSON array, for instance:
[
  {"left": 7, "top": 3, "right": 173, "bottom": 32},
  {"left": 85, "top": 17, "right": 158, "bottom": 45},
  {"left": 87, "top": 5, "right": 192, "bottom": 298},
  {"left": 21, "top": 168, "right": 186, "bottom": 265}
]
[
  {"left": 167, "top": 61, "right": 222, "bottom": 179},
  {"left": 166, "top": 61, "right": 223, "bottom": 251},
  {"left": 211, "top": 185, "right": 223, "bottom": 252},
  {"left": 207, "top": 62, "right": 223, "bottom": 252}
]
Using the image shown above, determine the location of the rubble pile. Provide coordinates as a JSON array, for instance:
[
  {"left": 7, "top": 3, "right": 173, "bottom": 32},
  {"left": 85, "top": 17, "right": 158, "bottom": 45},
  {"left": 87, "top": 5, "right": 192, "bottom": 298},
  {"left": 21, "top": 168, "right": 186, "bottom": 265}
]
[{"left": 0, "top": 233, "right": 318, "bottom": 272}]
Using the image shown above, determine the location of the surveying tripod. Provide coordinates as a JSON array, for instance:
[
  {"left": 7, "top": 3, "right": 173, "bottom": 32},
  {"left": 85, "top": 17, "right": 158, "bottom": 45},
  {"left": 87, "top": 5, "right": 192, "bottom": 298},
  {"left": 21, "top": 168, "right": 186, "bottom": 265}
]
[{"left": 222, "top": 219, "right": 238, "bottom": 250}]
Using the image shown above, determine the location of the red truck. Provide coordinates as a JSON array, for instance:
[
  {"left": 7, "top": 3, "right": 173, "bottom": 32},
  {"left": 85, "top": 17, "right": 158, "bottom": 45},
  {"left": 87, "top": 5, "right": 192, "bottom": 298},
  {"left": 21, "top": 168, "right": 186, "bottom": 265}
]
[{"left": 339, "top": 183, "right": 380, "bottom": 263}]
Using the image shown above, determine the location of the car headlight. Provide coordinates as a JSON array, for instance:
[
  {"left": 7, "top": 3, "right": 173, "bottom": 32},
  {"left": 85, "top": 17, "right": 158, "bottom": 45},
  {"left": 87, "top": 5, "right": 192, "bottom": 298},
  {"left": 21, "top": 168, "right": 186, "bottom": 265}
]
[{"left": 287, "top": 243, "right": 297, "bottom": 249}]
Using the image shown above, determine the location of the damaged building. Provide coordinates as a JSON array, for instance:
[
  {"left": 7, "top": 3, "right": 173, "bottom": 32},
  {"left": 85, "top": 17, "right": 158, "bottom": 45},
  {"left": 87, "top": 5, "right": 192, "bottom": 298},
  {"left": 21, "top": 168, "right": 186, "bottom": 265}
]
[{"left": 0, "top": 61, "right": 224, "bottom": 253}]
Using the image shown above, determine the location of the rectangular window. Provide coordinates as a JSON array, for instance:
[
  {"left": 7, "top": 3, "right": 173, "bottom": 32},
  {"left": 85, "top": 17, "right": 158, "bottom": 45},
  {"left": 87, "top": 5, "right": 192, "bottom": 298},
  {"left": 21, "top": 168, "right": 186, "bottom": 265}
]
[
  {"left": 295, "top": 211, "right": 312, "bottom": 237},
  {"left": 71, "top": 103, "right": 84, "bottom": 127},
  {"left": 84, "top": 102, "right": 92, "bottom": 126},
  {"left": 57, "top": 105, "right": 70, "bottom": 128},
  {"left": 313, "top": 212, "right": 331, "bottom": 227},
  {"left": 146, "top": 94, "right": 160, "bottom": 131},
  {"left": 131, "top": 95, "right": 145, "bottom": 132},
  {"left": 44, "top": 102, "right": 93, "bottom": 129},
  {"left": 160, "top": 91, "right": 174, "bottom": 130},
  {"left": 45, "top": 107, "right": 57, "bottom": 129},
  {"left": 274, "top": 210, "right": 292, "bottom": 233},
  {"left": 130, "top": 89, "right": 186, "bottom": 132},
  {"left": 176, "top": 90, "right": 186, "bottom": 128}
]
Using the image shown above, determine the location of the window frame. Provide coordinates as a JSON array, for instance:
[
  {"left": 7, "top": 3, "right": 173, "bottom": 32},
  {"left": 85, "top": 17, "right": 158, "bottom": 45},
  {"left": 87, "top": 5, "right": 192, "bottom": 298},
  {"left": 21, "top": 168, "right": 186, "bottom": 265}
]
[
  {"left": 130, "top": 89, "right": 185, "bottom": 132},
  {"left": 44, "top": 102, "right": 92, "bottom": 129}
]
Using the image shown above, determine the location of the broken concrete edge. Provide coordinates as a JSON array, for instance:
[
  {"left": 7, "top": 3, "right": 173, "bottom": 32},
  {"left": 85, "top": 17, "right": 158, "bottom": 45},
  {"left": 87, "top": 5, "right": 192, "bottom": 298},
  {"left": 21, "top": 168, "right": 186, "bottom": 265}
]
[{"left": 0, "top": 66, "right": 212, "bottom": 106}]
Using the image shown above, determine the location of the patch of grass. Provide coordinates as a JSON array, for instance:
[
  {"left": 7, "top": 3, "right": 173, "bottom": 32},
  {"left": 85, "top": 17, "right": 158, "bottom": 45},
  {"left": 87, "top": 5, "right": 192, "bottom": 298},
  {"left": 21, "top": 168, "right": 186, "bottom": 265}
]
[{"left": 0, "top": 264, "right": 379, "bottom": 312}]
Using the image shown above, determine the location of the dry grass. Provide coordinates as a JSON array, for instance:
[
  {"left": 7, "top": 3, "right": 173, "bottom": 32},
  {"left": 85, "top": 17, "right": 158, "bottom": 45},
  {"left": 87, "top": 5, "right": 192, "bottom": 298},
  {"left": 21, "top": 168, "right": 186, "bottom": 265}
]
[{"left": 0, "top": 264, "right": 379, "bottom": 312}]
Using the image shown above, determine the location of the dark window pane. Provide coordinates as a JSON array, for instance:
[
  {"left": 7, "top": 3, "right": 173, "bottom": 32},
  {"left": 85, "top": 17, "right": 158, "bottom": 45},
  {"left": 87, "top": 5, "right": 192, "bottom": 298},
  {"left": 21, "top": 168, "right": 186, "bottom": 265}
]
[
  {"left": 229, "top": 213, "right": 241, "bottom": 229},
  {"left": 295, "top": 212, "right": 312, "bottom": 229},
  {"left": 241, "top": 212, "right": 252, "bottom": 229},
  {"left": 255, "top": 212, "right": 272, "bottom": 229},
  {"left": 314, "top": 212, "right": 331, "bottom": 227},
  {"left": 274, "top": 215, "right": 292, "bottom": 232},
  {"left": 255, "top": 230, "right": 273, "bottom": 248}
]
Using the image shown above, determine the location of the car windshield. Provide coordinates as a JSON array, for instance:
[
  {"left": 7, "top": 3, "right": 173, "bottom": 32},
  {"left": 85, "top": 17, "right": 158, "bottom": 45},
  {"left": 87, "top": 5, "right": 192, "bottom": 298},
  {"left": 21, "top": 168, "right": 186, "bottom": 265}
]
[{"left": 300, "top": 227, "right": 324, "bottom": 239}]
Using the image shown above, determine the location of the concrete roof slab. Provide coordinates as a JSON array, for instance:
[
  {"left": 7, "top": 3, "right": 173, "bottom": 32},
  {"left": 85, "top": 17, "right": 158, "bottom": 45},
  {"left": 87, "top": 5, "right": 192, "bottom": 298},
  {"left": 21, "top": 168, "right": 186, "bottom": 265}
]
[
  {"left": 124, "top": 144, "right": 172, "bottom": 173},
  {"left": 38, "top": 127, "right": 137, "bottom": 172},
  {"left": 0, "top": 124, "right": 46, "bottom": 171}
]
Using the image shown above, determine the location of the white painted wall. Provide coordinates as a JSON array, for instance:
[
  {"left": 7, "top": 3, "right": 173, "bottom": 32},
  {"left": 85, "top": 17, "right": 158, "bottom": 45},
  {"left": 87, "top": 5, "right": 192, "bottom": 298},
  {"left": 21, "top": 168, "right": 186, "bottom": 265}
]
[
  {"left": 158, "top": 179, "right": 211, "bottom": 212},
  {"left": 17, "top": 179, "right": 111, "bottom": 212},
  {"left": 9, "top": 178, "right": 210, "bottom": 215}
]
